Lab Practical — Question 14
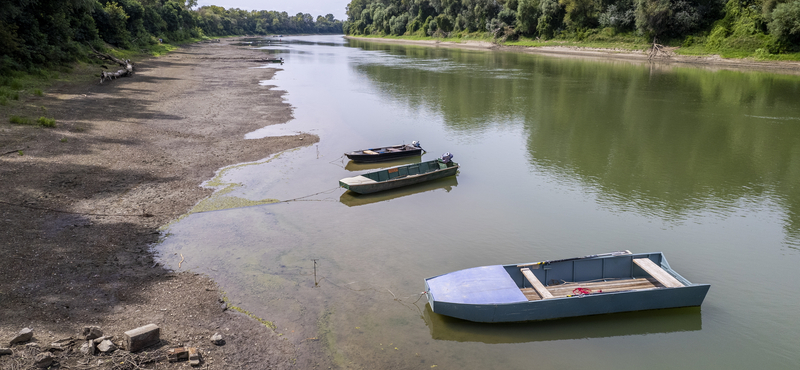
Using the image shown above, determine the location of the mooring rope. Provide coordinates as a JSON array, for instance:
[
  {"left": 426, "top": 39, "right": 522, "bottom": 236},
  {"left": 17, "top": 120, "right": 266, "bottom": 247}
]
[{"left": 0, "top": 185, "right": 343, "bottom": 217}]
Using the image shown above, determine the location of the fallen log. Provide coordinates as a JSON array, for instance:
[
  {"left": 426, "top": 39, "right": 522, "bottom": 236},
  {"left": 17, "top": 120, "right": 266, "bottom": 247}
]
[{"left": 88, "top": 45, "right": 135, "bottom": 83}]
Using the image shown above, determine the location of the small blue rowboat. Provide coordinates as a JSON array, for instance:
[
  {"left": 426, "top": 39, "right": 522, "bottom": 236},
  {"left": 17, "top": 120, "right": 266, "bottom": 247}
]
[{"left": 424, "top": 251, "right": 710, "bottom": 323}]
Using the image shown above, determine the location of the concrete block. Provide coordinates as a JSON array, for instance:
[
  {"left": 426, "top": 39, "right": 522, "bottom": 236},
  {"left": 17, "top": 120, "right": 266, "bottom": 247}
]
[{"left": 124, "top": 324, "right": 160, "bottom": 352}]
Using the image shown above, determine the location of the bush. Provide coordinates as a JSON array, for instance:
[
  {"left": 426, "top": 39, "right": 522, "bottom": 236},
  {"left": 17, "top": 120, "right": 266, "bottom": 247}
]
[{"left": 37, "top": 117, "right": 56, "bottom": 127}]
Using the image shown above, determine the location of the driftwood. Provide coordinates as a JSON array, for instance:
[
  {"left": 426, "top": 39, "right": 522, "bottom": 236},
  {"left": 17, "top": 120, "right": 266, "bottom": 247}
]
[
  {"left": 89, "top": 45, "right": 135, "bottom": 83},
  {"left": 647, "top": 38, "right": 674, "bottom": 60}
]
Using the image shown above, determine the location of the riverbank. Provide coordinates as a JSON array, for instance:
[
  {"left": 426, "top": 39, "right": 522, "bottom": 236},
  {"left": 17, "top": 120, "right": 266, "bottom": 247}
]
[
  {"left": 0, "top": 40, "right": 325, "bottom": 369},
  {"left": 345, "top": 36, "right": 800, "bottom": 75}
]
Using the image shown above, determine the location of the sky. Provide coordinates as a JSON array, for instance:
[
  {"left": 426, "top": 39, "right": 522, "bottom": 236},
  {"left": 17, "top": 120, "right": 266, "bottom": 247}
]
[{"left": 196, "top": 0, "right": 350, "bottom": 20}]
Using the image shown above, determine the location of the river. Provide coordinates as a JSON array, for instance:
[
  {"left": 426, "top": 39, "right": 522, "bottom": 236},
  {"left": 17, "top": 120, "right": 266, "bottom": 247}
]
[{"left": 156, "top": 35, "right": 800, "bottom": 369}]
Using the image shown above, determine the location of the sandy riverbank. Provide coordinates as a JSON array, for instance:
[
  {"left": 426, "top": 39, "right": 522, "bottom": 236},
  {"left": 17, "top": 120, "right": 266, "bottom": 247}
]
[
  {"left": 346, "top": 36, "right": 800, "bottom": 75},
  {"left": 0, "top": 40, "right": 327, "bottom": 369}
]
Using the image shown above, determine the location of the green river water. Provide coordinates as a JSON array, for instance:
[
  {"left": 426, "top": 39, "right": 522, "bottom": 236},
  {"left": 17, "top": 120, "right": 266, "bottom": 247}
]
[{"left": 156, "top": 35, "right": 800, "bottom": 369}]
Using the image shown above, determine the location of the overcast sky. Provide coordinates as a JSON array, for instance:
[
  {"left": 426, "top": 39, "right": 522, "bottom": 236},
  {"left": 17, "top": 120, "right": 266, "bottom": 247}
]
[{"left": 196, "top": 0, "right": 350, "bottom": 20}]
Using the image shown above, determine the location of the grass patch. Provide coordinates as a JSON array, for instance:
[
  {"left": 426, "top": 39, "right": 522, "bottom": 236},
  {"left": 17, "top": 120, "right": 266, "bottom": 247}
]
[
  {"left": 60, "top": 137, "right": 68, "bottom": 142},
  {"left": 9, "top": 115, "right": 56, "bottom": 127},
  {"left": 10, "top": 115, "right": 32, "bottom": 125},
  {"left": 37, "top": 116, "right": 56, "bottom": 127},
  {"left": 34, "top": 89, "right": 43, "bottom": 96}
]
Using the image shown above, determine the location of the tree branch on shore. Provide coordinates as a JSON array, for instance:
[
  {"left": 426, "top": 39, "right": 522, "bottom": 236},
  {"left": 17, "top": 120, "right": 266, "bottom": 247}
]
[{"left": 89, "top": 45, "right": 135, "bottom": 84}]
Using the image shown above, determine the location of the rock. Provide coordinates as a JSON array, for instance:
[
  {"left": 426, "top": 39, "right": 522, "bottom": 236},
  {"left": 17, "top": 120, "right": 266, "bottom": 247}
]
[
  {"left": 97, "top": 339, "right": 117, "bottom": 354},
  {"left": 210, "top": 333, "right": 224, "bottom": 345},
  {"left": 82, "top": 326, "right": 103, "bottom": 340},
  {"left": 10, "top": 328, "right": 33, "bottom": 345},
  {"left": 34, "top": 352, "right": 54, "bottom": 368},
  {"left": 188, "top": 347, "right": 201, "bottom": 366},
  {"left": 0, "top": 348, "right": 12, "bottom": 356},
  {"left": 80, "top": 340, "right": 96, "bottom": 355},
  {"left": 93, "top": 335, "right": 112, "bottom": 344},
  {"left": 124, "top": 324, "right": 160, "bottom": 352}
]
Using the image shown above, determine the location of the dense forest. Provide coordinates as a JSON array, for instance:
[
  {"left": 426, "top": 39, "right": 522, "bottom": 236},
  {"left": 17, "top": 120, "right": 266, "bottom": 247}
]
[
  {"left": 0, "top": 0, "right": 344, "bottom": 74},
  {"left": 343, "top": 0, "right": 800, "bottom": 54}
]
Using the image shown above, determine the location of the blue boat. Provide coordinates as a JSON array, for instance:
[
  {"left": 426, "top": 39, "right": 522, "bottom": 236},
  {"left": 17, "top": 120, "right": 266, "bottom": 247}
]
[{"left": 424, "top": 251, "right": 710, "bottom": 323}]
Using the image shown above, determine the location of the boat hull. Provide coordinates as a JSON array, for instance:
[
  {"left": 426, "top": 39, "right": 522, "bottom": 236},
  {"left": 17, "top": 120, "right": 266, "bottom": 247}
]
[
  {"left": 340, "top": 160, "right": 459, "bottom": 194},
  {"left": 426, "top": 283, "right": 709, "bottom": 323},
  {"left": 425, "top": 252, "right": 710, "bottom": 323},
  {"left": 345, "top": 148, "right": 423, "bottom": 163}
]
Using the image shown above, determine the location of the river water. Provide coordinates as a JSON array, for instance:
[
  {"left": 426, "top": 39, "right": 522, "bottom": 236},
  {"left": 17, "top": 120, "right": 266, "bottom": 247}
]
[{"left": 156, "top": 35, "right": 800, "bottom": 369}]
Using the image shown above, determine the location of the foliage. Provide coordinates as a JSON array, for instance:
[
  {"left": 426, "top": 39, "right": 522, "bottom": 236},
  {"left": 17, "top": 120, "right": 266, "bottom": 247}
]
[
  {"left": 344, "top": 0, "right": 799, "bottom": 55},
  {"left": 10, "top": 115, "right": 32, "bottom": 125},
  {"left": 0, "top": 1, "right": 344, "bottom": 75},
  {"left": 37, "top": 116, "right": 57, "bottom": 127},
  {"left": 769, "top": 0, "right": 800, "bottom": 46}
]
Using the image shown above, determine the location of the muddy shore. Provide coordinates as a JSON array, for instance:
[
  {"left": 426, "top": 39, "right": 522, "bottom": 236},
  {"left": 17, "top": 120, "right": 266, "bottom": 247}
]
[
  {"left": 0, "top": 40, "right": 326, "bottom": 369},
  {"left": 346, "top": 36, "right": 800, "bottom": 75}
]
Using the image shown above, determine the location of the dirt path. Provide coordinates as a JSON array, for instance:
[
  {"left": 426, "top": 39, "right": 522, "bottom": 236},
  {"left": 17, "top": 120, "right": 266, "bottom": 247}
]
[{"left": 0, "top": 40, "right": 326, "bottom": 369}]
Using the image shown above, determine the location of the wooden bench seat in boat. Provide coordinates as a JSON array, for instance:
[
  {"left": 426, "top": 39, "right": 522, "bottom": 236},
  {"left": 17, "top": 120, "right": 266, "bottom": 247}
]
[
  {"left": 633, "top": 258, "right": 684, "bottom": 288},
  {"left": 520, "top": 267, "right": 554, "bottom": 299}
]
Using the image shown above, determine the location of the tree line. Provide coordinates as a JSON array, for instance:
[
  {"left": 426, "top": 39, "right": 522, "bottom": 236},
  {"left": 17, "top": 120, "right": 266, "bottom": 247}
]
[
  {"left": 0, "top": 0, "right": 344, "bottom": 73},
  {"left": 344, "top": 0, "right": 800, "bottom": 53}
]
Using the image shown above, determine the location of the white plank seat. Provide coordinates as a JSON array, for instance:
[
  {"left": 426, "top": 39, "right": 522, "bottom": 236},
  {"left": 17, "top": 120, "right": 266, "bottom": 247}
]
[
  {"left": 633, "top": 258, "right": 684, "bottom": 288},
  {"left": 520, "top": 267, "right": 554, "bottom": 299}
]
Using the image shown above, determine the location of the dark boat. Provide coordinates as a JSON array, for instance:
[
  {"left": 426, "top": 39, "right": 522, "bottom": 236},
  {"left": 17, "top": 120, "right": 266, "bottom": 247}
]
[
  {"left": 424, "top": 251, "right": 710, "bottom": 323},
  {"left": 344, "top": 141, "right": 423, "bottom": 163},
  {"left": 339, "top": 153, "right": 458, "bottom": 194}
]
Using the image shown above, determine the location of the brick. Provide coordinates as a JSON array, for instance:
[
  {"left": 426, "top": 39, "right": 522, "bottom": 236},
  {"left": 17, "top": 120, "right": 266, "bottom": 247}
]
[{"left": 124, "top": 324, "right": 160, "bottom": 352}]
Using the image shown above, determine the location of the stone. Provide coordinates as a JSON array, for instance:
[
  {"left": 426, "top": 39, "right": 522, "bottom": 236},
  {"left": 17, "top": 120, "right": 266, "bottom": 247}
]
[
  {"left": 80, "top": 340, "right": 96, "bottom": 355},
  {"left": 210, "top": 333, "right": 224, "bottom": 345},
  {"left": 188, "top": 347, "right": 201, "bottom": 366},
  {"left": 34, "top": 352, "right": 54, "bottom": 368},
  {"left": 82, "top": 326, "right": 103, "bottom": 340},
  {"left": 124, "top": 324, "right": 160, "bottom": 352},
  {"left": 93, "top": 335, "right": 112, "bottom": 344},
  {"left": 0, "top": 348, "right": 12, "bottom": 355},
  {"left": 167, "top": 347, "right": 189, "bottom": 362},
  {"left": 9, "top": 328, "right": 33, "bottom": 345},
  {"left": 97, "top": 339, "right": 117, "bottom": 354}
]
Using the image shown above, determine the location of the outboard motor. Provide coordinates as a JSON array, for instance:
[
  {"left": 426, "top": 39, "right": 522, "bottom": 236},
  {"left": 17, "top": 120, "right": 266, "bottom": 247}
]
[
  {"left": 412, "top": 140, "right": 421, "bottom": 148},
  {"left": 441, "top": 152, "right": 453, "bottom": 164}
]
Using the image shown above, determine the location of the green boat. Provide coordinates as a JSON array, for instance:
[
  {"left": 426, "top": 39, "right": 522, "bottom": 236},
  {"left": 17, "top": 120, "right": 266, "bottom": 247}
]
[{"left": 339, "top": 154, "right": 459, "bottom": 194}]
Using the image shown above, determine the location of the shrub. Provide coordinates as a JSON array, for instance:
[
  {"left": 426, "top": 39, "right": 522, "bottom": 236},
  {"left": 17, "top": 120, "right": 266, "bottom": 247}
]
[{"left": 37, "top": 117, "right": 56, "bottom": 127}]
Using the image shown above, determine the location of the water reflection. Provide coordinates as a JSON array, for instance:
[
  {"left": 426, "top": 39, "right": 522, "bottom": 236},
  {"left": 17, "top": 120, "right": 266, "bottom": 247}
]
[
  {"left": 343, "top": 156, "right": 422, "bottom": 171},
  {"left": 349, "top": 40, "right": 800, "bottom": 247},
  {"left": 423, "top": 304, "right": 702, "bottom": 343},
  {"left": 339, "top": 176, "right": 458, "bottom": 207}
]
